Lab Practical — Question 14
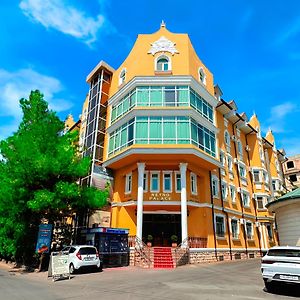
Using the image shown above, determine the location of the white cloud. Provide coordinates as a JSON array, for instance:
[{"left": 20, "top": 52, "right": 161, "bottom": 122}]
[
  {"left": 20, "top": 0, "right": 106, "bottom": 45},
  {"left": 261, "top": 102, "right": 297, "bottom": 133},
  {"left": 0, "top": 68, "right": 73, "bottom": 140}
]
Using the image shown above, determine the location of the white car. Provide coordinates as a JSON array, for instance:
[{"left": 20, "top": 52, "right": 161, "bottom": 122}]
[
  {"left": 261, "top": 246, "right": 300, "bottom": 291},
  {"left": 62, "top": 245, "right": 102, "bottom": 274}
]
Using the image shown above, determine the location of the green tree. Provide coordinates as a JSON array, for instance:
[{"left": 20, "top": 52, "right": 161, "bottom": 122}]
[{"left": 0, "top": 90, "right": 108, "bottom": 264}]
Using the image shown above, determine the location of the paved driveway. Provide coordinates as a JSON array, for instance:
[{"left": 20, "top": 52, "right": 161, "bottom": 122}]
[{"left": 0, "top": 259, "right": 299, "bottom": 300}]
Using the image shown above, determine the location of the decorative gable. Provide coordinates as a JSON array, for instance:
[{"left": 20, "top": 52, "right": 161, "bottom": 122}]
[{"left": 148, "top": 36, "right": 179, "bottom": 56}]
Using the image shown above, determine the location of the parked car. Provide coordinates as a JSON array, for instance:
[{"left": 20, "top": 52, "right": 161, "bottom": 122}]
[
  {"left": 62, "top": 245, "right": 102, "bottom": 274},
  {"left": 261, "top": 246, "right": 300, "bottom": 291}
]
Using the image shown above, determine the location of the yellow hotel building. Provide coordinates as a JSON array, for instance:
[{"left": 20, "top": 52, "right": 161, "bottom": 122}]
[{"left": 75, "top": 23, "right": 287, "bottom": 265}]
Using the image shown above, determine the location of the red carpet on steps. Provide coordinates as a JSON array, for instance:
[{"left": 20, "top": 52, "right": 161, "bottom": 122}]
[{"left": 153, "top": 247, "right": 174, "bottom": 268}]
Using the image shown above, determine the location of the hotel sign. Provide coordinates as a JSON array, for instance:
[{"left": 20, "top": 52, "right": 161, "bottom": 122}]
[{"left": 148, "top": 193, "right": 171, "bottom": 201}]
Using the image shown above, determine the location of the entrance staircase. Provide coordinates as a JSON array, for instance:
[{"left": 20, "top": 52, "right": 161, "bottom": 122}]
[
  {"left": 153, "top": 247, "right": 174, "bottom": 268},
  {"left": 133, "top": 237, "right": 189, "bottom": 269}
]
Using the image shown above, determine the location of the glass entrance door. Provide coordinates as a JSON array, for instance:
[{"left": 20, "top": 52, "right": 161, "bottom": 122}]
[{"left": 142, "top": 214, "right": 181, "bottom": 246}]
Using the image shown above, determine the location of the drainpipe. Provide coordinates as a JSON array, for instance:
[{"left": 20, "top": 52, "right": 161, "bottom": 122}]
[
  {"left": 232, "top": 121, "right": 248, "bottom": 257},
  {"left": 209, "top": 171, "right": 218, "bottom": 260},
  {"left": 245, "top": 134, "right": 262, "bottom": 257},
  {"left": 218, "top": 168, "right": 233, "bottom": 260}
]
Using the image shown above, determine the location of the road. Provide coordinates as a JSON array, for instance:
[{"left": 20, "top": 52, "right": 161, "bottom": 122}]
[{"left": 0, "top": 259, "right": 299, "bottom": 300}]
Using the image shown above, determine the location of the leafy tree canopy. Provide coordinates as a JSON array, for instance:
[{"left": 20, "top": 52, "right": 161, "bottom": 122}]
[{"left": 0, "top": 90, "right": 108, "bottom": 263}]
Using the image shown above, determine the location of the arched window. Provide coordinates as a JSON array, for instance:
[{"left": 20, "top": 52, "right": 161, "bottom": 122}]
[
  {"left": 156, "top": 56, "right": 170, "bottom": 71},
  {"left": 199, "top": 67, "right": 206, "bottom": 85},
  {"left": 224, "top": 130, "right": 230, "bottom": 147},
  {"left": 119, "top": 68, "right": 126, "bottom": 86}
]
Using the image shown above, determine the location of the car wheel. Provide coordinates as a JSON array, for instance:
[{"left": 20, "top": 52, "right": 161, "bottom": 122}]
[
  {"left": 264, "top": 280, "right": 273, "bottom": 292},
  {"left": 97, "top": 262, "right": 103, "bottom": 272},
  {"left": 69, "top": 263, "right": 75, "bottom": 274}
]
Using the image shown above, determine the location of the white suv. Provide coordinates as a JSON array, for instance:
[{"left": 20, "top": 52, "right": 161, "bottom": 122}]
[
  {"left": 261, "top": 246, "right": 300, "bottom": 291},
  {"left": 63, "top": 245, "right": 102, "bottom": 274}
]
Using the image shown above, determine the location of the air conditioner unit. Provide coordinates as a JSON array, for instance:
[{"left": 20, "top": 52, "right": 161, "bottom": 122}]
[
  {"left": 237, "top": 187, "right": 242, "bottom": 193},
  {"left": 255, "top": 221, "right": 260, "bottom": 227},
  {"left": 273, "top": 223, "right": 277, "bottom": 229},
  {"left": 240, "top": 218, "right": 245, "bottom": 225},
  {"left": 245, "top": 145, "right": 251, "bottom": 152},
  {"left": 231, "top": 135, "right": 237, "bottom": 141},
  {"left": 233, "top": 158, "right": 239, "bottom": 164}
]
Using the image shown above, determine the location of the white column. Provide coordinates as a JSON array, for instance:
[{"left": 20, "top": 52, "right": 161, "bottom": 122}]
[
  {"left": 136, "top": 163, "right": 145, "bottom": 241},
  {"left": 180, "top": 163, "right": 188, "bottom": 246}
]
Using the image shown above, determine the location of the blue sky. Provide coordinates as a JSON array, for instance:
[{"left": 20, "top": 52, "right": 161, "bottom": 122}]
[{"left": 0, "top": 0, "right": 299, "bottom": 156}]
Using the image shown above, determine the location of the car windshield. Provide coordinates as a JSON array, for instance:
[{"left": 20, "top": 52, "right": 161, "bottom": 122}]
[
  {"left": 268, "top": 249, "right": 300, "bottom": 257},
  {"left": 79, "top": 247, "right": 97, "bottom": 255}
]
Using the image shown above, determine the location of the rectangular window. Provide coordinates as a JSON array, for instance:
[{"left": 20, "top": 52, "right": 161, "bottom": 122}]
[
  {"left": 212, "top": 178, "right": 219, "bottom": 197},
  {"left": 125, "top": 173, "right": 132, "bottom": 194},
  {"left": 143, "top": 172, "right": 148, "bottom": 192},
  {"left": 246, "top": 222, "right": 253, "bottom": 239},
  {"left": 221, "top": 181, "right": 227, "bottom": 200},
  {"left": 253, "top": 170, "right": 260, "bottom": 182},
  {"left": 287, "top": 161, "right": 294, "bottom": 169},
  {"left": 216, "top": 215, "right": 225, "bottom": 237},
  {"left": 220, "top": 151, "right": 225, "bottom": 167},
  {"left": 266, "top": 223, "right": 273, "bottom": 240},
  {"left": 227, "top": 156, "right": 233, "bottom": 172},
  {"left": 290, "top": 174, "right": 297, "bottom": 182},
  {"left": 151, "top": 172, "right": 160, "bottom": 192},
  {"left": 191, "top": 173, "right": 197, "bottom": 195},
  {"left": 242, "top": 191, "right": 250, "bottom": 207},
  {"left": 164, "top": 86, "right": 176, "bottom": 106},
  {"left": 163, "top": 172, "right": 172, "bottom": 192},
  {"left": 229, "top": 185, "right": 236, "bottom": 203},
  {"left": 231, "top": 219, "right": 239, "bottom": 239},
  {"left": 239, "top": 165, "right": 246, "bottom": 178},
  {"left": 272, "top": 180, "right": 276, "bottom": 191},
  {"left": 256, "top": 196, "right": 265, "bottom": 209},
  {"left": 175, "top": 172, "right": 181, "bottom": 192}
]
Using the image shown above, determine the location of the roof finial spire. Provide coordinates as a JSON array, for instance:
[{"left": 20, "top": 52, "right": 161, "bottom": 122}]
[{"left": 161, "top": 20, "right": 166, "bottom": 28}]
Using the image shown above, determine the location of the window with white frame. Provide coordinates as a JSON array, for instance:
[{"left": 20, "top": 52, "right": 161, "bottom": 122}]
[
  {"left": 237, "top": 140, "right": 243, "bottom": 157},
  {"left": 256, "top": 196, "right": 265, "bottom": 210},
  {"left": 242, "top": 191, "right": 250, "bottom": 207},
  {"left": 175, "top": 172, "right": 181, "bottom": 192},
  {"left": 221, "top": 181, "right": 227, "bottom": 200},
  {"left": 260, "top": 148, "right": 265, "bottom": 162},
  {"left": 224, "top": 130, "right": 230, "bottom": 147},
  {"left": 215, "top": 215, "right": 225, "bottom": 237},
  {"left": 198, "top": 67, "right": 206, "bottom": 85},
  {"left": 263, "top": 171, "right": 269, "bottom": 183},
  {"left": 227, "top": 155, "right": 233, "bottom": 172},
  {"left": 220, "top": 150, "right": 226, "bottom": 167},
  {"left": 119, "top": 69, "right": 126, "bottom": 86},
  {"left": 229, "top": 185, "right": 236, "bottom": 203},
  {"left": 125, "top": 173, "right": 132, "bottom": 194},
  {"left": 253, "top": 170, "right": 260, "bottom": 183},
  {"left": 239, "top": 164, "right": 247, "bottom": 179},
  {"left": 272, "top": 179, "right": 277, "bottom": 191},
  {"left": 150, "top": 172, "right": 160, "bottom": 192},
  {"left": 266, "top": 223, "right": 273, "bottom": 240},
  {"left": 143, "top": 172, "right": 148, "bottom": 192},
  {"left": 190, "top": 173, "right": 197, "bottom": 194},
  {"left": 163, "top": 172, "right": 172, "bottom": 192},
  {"left": 156, "top": 56, "right": 170, "bottom": 71},
  {"left": 231, "top": 219, "right": 239, "bottom": 239},
  {"left": 211, "top": 176, "right": 219, "bottom": 197},
  {"left": 246, "top": 221, "right": 253, "bottom": 239}
]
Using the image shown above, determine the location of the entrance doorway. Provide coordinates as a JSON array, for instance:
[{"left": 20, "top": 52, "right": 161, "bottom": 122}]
[{"left": 143, "top": 214, "right": 181, "bottom": 246}]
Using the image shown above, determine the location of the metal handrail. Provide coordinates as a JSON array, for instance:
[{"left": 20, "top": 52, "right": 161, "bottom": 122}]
[
  {"left": 135, "top": 236, "right": 152, "bottom": 268},
  {"left": 174, "top": 238, "right": 190, "bottom": 267}
]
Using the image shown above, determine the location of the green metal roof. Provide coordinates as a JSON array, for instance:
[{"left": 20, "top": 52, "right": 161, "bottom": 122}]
[
  {"left": 278, "top": 187, "right": 300, "bottom": 201},
  {"left": 266, "top": 187, "right": 300, "bottom": 209}
]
